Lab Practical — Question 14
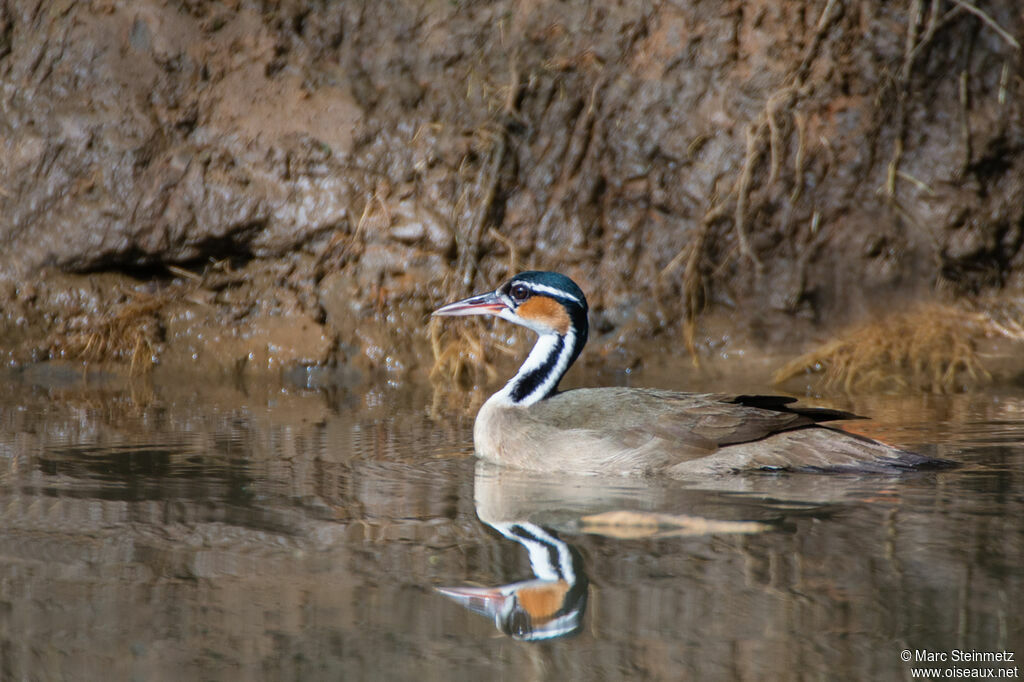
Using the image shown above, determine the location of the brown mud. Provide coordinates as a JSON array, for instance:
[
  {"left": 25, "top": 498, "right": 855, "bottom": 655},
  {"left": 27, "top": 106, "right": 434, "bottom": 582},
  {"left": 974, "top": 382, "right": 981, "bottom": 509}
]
[{"left": 1, "top": 1, "right": 1023, "bottom": 390}]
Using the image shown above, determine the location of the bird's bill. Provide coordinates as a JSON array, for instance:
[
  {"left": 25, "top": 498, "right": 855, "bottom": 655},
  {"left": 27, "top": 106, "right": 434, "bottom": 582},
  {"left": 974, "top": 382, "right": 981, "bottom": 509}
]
[
  {"left": 432, "top": 290, "right": 506, "bottom": 317},
  {"left": 434, "top": 585, "right": 511, "bottom": 617}
]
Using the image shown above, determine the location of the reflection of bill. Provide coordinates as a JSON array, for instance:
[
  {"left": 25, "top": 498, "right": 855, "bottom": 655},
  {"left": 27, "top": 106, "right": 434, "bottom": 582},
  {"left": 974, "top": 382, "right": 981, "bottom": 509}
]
[{"left": 436, "top": 523, "right": 588, "bottom": 641}]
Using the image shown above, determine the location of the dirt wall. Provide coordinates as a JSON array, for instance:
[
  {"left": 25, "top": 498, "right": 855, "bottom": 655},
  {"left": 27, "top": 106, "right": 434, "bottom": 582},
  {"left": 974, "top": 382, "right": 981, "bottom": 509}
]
[{"left": 0, "top": 0, "right": 1021, "bottom": 379}]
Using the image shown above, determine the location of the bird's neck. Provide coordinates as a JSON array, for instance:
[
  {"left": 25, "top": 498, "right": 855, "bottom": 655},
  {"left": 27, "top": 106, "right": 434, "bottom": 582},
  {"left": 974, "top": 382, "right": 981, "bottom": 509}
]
[
  {"left": 494, "top": 328, "right": 584, "bottom": 407},
  {"left": 493, "top": 522, "right": 580, "bottom": 584}
]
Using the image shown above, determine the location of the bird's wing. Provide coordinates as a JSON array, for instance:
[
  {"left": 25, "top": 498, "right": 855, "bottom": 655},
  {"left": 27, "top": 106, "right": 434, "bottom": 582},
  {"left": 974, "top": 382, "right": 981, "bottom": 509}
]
[
  {"left": 667, "top": 426, "right": 940, "bottom": 476},
  {"left": 540, "top": 388, "right": 820, "bottom": 448}
]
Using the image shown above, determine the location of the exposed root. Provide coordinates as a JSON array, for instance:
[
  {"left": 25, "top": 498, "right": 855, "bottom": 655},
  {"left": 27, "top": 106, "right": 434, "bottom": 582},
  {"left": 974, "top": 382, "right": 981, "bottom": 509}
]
[
  {"left": 455, "top": 126, "right": 507, "bottom": 288},
  {"left": 881, "top": 0, "right": 1019, "bottom": 201},
  {"left": 772, "top": 303, "right": 1001, "bottom": 393},
  {"left": 795, "top": 0, "right": 843, "bottom": 83},
  {"left": 487, "top": 226, "right": 521, "bottom": 276},
  {"left": 959, "top": 69, "right": 971, "bottom": 172},
  {"left": 660, "top": 202, "right": 734, "bottom": 368},
  {"left": 733, "top": 122, "right": 766, "bottom": 270},
  {"left": 727, "top": 0, "right": 841, "bottom": 268},
  {"left": 667, "top": 0, "right": 842, "bottom": 348},
  {"left": 951, "top": 0, "right": 1020, "bottom": 50},
  {"left": 453, "top": 58, "right": 523, "bottom": 290}
]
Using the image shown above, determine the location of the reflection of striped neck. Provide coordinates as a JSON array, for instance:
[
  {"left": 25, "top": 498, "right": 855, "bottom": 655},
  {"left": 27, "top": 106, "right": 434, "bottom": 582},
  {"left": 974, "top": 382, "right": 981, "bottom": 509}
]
[{"left": 496, "top": 523, "right": 579, "bottom": 584}]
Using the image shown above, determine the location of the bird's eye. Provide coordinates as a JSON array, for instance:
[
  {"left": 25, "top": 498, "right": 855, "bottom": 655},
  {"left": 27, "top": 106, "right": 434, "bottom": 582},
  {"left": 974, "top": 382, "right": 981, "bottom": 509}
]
[{"left": 509, "top": 283, "right": 530, "bottom": 302}]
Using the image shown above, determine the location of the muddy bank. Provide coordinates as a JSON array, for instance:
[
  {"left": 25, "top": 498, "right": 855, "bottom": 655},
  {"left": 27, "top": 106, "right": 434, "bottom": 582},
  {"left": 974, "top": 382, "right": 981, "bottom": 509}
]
[{"left": 0, "top": 1, "right": 1022, "bottom": 386}]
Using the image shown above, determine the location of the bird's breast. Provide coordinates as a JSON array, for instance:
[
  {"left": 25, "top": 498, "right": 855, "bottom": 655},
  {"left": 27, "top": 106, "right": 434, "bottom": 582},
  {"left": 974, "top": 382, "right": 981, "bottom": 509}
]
[
  {"left": 471, "top": 394, "right": 668, "bottom": 475},
  {"left": 473, "top": 397, "right": 515, "bottom": 464}
]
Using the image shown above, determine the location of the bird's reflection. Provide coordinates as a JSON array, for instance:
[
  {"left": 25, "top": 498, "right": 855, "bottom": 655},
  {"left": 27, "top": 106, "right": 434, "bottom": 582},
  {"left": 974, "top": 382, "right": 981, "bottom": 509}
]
[
  {"left": 436, "top": 461, "right": 772, "bottom": 642},
  {"left": 437, "top": 521, "right": 588, "bottom": 641},
  {"left": 436, "top": 459, "right": 917, "bottom": 641}
]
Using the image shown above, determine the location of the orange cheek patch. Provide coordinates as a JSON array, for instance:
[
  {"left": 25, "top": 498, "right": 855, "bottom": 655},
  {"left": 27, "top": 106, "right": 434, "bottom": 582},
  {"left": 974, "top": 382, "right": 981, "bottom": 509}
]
[
  {"left": 516, "top": 581, "right": 570, "bottom": 621},
  {"left": 518, "top": 296, "right": 571, "bottom": 334}
]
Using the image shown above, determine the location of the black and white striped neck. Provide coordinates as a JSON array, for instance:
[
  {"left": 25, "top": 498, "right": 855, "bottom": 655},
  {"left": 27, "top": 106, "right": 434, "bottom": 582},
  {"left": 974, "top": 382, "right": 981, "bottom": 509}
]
[{"left": 494, "top": 323, "right": 587, "bottom": 407}]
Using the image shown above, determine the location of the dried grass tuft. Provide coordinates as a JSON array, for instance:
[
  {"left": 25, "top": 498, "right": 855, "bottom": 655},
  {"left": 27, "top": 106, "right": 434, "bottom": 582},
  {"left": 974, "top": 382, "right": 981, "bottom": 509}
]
[
  {"left": 428, "top": 315, "right": 499, "bottom": 390},
  {"left": 773, "top": 304, "right": 995, "bottom": 393},
  {"left": 49, "top": 293, "right": 166, "bottom": 373}
]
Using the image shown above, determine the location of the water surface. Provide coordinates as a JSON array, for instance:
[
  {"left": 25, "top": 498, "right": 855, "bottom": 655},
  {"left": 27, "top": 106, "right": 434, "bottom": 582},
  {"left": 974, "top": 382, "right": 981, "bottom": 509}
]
[{"left": 0, "top": 370, "right": 1021, "bottom": 680}]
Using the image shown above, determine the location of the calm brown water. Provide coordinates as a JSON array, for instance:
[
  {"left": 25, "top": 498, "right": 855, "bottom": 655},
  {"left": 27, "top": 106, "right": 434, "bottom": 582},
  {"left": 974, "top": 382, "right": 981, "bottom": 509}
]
[{"left": 0, "top": 366, "right": 1022, "bottom": 681}]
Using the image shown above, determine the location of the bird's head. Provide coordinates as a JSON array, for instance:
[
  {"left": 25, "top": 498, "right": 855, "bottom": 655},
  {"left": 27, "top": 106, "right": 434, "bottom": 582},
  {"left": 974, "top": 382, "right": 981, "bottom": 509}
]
[
  {"left": 433, "top": 271, "right": 589, "bottom": 339},
  {"left": 435, "top": 578, "right": 585, "bottom": 641}
]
